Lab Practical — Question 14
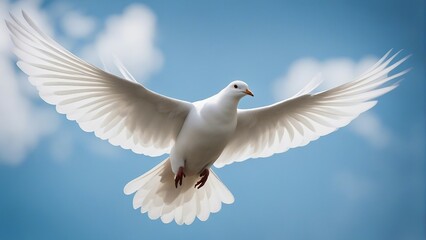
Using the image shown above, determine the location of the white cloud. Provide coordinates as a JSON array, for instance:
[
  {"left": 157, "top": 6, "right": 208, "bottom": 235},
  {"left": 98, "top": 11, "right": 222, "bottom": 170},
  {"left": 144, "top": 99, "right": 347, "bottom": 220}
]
[
  {"left": 351, "top": 112, "right": 392, "bottom": 148},
  {"left": 274, "top": 56, "right": 378, "bottom": 99},
  {"left": 82, "top": 4, "right": 163, "bottom": 81},
  {"left": 274, "top": 58, "right": 322, "bottom": 100},
  {"left": 333, "top": 172, "right": 375, "bottom": 202},
  {"left": 61, "top": 11, "right": 96, "bottom": 38},
  {"left": 0, "top": 0, "right": 11, "bottom": 54},
  {"left": 0, "top": 43, "right": 59, "bottom": 165},
  {"left": 0, "top": 0, "right": 59, "bottom": 165},
  {"left": 48, "top": 130, "right": 74, "bottom": 162},
  {"left": 273, "top": 56, "right": 394, "bottom": 148}
]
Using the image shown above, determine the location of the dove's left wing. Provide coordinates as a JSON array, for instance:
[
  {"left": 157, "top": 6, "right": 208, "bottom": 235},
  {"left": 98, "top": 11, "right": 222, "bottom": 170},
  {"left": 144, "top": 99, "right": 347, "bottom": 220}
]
[
  {"left": 6, "top": 12, "right": 193, "bottom": 157},
  {"left": 214, "top": 51, "right": 409, "bottom": 168}
]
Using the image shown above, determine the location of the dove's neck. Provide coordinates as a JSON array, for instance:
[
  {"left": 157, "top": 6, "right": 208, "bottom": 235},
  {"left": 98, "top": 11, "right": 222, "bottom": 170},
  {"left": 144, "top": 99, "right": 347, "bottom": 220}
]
[
  {"left": 197, "top": 92, "right": 240, "bottom": 127},
  {"left": 214, "top": 92, "right": 241, "bottom": 114}
]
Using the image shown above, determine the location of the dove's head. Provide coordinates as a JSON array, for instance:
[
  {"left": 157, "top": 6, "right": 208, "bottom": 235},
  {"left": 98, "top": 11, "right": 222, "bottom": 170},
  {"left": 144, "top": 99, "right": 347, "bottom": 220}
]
[{"left": 223, "top": 80, "right": 254, "bottom": 99}]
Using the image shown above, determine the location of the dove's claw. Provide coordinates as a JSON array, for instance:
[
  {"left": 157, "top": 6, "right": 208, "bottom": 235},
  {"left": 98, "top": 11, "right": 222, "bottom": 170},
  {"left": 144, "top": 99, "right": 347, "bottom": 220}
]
[
  {"left": 194, "top": 168, "right": 209, "bottom": 189},
  {"left": 175, "top": 167, "right": 185, "bottom": 188}
]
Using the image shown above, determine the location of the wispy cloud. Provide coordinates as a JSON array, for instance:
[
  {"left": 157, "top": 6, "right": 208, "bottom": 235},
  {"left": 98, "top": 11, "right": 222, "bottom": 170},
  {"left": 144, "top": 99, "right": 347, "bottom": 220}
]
[
  {"left": 273, "top": 56, "right": 394, "bottom": 148},
  {"left": 333, "top": 172, "right": 375, "bottom": 202},
  {"left": 0, "top": 0, "right": 59, "bottom": 164},
  {"left": 81, "top": 4, "right": 163, "bottom": 81},
  {"left": 61, "top": 11, "right": 96, "bottom": 39},
  {"left": 274, "top": 56, "right": 379, "bottom": 99},
  {"left": 351, "top": 112, "right": 393, "bottom": 148}
]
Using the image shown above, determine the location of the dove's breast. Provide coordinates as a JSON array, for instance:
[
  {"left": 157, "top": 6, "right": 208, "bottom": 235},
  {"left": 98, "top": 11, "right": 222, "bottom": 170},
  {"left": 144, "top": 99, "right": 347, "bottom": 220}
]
[{"left": 171, "top": 101, "right": 237, "bottom": 175}]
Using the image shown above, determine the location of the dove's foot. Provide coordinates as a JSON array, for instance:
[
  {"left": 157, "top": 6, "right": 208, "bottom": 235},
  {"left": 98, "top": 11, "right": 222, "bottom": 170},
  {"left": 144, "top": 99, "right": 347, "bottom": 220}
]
[
  {"left": 175, "top": 166, "right": 186, "bottom": 188},
  {"left": 194, "top": 168, "right": 210, "bottom": 189}
]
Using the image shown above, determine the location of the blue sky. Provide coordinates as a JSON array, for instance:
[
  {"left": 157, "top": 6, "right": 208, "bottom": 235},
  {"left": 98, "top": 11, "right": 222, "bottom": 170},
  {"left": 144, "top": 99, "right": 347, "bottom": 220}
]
[{"left": 0, "top": 0, "right": 425, "bottom": 239}]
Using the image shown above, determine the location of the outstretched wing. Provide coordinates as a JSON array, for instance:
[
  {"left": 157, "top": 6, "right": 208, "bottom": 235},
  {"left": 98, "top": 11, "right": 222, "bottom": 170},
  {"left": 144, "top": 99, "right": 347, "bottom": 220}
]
[
  {"left": 6, "top": 11, "right": 193, "bottom": 157},
  {"left": 214, "top": 50, "right": 409, "bottom": 168}
]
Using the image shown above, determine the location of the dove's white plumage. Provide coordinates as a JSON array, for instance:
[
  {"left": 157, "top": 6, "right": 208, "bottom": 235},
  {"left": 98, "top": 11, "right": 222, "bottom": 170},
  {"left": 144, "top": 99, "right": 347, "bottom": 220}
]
[{"left": 6, "top": 11, "right": 409, "bottom": 225}]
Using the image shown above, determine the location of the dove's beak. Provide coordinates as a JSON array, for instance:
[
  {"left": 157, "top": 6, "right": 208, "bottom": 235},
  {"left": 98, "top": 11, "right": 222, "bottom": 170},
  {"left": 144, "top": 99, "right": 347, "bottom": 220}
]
[{"left": 244, "top": 89, "right": 254, "bottom": 97}]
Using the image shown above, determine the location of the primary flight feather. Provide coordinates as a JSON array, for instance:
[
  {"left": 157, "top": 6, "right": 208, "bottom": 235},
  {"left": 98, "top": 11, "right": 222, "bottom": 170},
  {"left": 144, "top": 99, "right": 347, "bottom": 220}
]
[{"left": 6, "top": 11, "right": 409, "bottom": 225}]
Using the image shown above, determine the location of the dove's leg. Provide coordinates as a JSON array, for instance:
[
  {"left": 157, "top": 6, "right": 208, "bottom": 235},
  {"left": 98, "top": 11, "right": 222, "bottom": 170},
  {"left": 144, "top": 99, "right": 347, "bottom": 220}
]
[
  {"left": 194, "top": 168, "right": 209, "bottom": 189},
  {"left": 170, "top": 153, "right": 186, "bottom": 188},
  {"left": 174, "top": 166, "right": 186, "bottom": 188}
]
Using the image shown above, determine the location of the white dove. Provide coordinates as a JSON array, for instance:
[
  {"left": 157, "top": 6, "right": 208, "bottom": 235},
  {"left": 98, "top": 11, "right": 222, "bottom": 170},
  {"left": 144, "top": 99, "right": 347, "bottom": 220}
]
[{"left": 6, "top": 11, "right": 409, "bottom": 225}]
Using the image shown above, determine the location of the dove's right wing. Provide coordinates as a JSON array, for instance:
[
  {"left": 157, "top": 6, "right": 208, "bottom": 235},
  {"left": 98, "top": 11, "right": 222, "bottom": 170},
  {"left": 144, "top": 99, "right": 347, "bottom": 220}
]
[
  {"left": 7, "top": 12, "right": 193, "bottom": 157},
  {"left": 214, "top": 50, "right": 409, "bottom": 168}
]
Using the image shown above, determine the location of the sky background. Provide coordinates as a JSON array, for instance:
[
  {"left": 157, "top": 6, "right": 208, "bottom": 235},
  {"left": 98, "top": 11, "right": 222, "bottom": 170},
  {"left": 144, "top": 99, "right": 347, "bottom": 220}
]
[{"left": 0, "top": 0, "right": 425, "bottom": 239}]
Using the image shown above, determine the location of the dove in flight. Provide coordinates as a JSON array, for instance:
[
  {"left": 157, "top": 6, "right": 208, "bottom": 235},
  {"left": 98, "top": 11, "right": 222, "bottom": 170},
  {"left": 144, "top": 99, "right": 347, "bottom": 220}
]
[{"left": 6, "top": 11, "right": 409, "bottom": 225}]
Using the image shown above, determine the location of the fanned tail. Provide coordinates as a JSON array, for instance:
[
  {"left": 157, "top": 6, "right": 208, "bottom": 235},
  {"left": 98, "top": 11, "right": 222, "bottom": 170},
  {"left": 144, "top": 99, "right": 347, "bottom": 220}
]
[{"left": 124, "top": 158, "right": 234, "bottom": 225}]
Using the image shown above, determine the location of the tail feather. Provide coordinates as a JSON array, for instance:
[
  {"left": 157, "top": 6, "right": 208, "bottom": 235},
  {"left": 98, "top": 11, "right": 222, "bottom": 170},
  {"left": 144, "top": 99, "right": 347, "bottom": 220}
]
[
  {"left": 124, "top": 158, "right": 234, "bottom": 225},
  {"left": 196, "top": 188, "right": 210, "bottom": 221}
]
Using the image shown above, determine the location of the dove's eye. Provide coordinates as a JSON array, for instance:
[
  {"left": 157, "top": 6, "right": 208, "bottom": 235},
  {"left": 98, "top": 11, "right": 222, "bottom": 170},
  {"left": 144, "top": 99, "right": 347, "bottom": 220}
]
[{"left": 233, "top": 84, "right": 238, "bottom": 89}]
